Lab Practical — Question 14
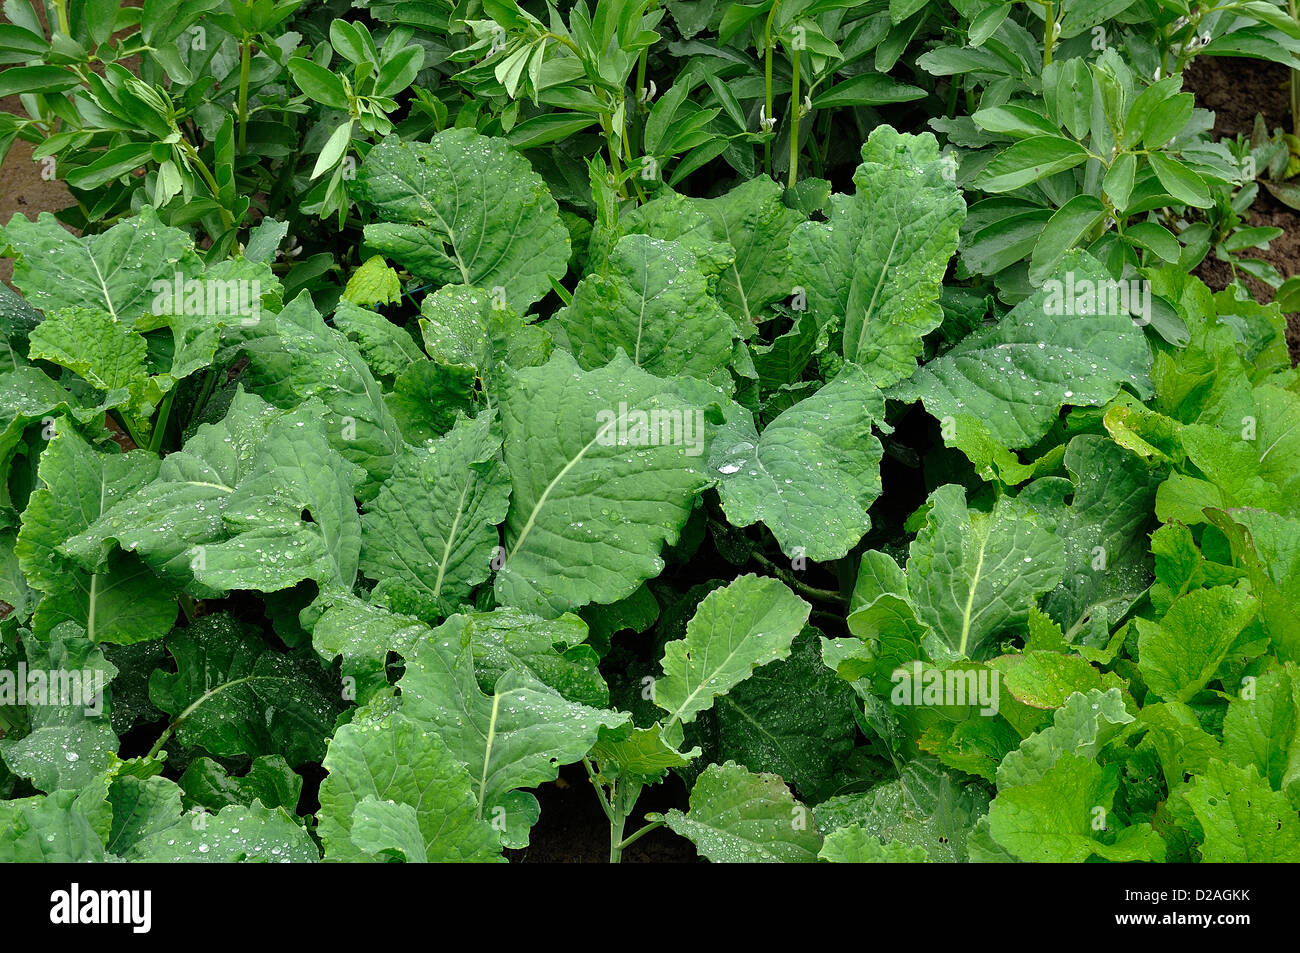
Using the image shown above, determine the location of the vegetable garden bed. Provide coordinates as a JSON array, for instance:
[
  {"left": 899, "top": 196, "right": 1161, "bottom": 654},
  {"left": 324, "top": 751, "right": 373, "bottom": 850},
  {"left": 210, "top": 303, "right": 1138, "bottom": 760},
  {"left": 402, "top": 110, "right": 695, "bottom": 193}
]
[{"left": 0, "top": 0, "right": 1299, "bottom": 867}]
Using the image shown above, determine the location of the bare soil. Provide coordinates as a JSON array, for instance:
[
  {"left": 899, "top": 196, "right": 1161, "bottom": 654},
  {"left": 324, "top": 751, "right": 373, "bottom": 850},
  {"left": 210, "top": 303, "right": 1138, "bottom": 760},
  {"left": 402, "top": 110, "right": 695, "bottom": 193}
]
[
  {"left": 0, "top": 94, "right": 73, "bottom": 283},
  {"left": 1184, "top": 57, "right": 1300, "bottom": 362}
]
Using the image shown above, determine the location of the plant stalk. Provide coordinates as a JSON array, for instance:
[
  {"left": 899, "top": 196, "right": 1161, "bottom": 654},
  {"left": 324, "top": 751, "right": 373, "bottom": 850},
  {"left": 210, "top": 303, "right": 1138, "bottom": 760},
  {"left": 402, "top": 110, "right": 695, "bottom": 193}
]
[
  {"left": 238, "top": 32, "right": 253, "bottom": 153},
  {"left": 787, "top": 44, "right": 801, "bottom": 189},
  {"left": 763, "top": 0, "right": 781, "bottom": 175}
]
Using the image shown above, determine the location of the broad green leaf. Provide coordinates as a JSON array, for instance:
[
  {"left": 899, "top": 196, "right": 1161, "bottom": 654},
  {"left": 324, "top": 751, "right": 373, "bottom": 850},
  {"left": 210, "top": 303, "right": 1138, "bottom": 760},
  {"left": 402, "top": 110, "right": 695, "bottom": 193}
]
[
  {"left": 1180, "top": 386, "right": 1300, "bottom": 520},
  {"left": 63, "top": 391, "right": 362, "bottom": 598},
  {"left": 232, "top": 293, "right": 402, "bottom": 500},
  {"left": 127, "top": 799, "right": 319, "bottom": 862},
  {"left": 591, "top": 724, "right": 696, "bottom": 783},
  {"left": 0, "top": 208, "right": 192, "bottom": 323},
  {"left": 360, "top": 413, "right": 509, "bottom": 616},
  {"left": 356, "top": 130, "right": 570, "bottom": 310},
  {"left": 990, "top": 652, "right": 1119, "bottom": 711},
  {"left": 106, "top": 775, "right": 182, "bottom": 857},
  {"left": 1029, "top": 194, "right": 1106, "bottom": 283},
  {"left": 814, "top": 761, "right": 989, "bottom": 861},
  {"left": 996, "top": 688, "right": 1134, "bottom": 788},
  {"left": 349, "top": 796, "right": 428, "bottom": 861},
  {"left": 494, "top": 350, "right": 710, "bottom": 618},
  {"left": 1026, "top": 435, "right": 1162, "bottom": 637},
  {"left": 398, "top": 633, "right": 628, "bottom": 847},
  {"left": 417, "top": 284, "right": 552, "bottom": 397},
  {"left": 975, "top": 136, "right": 1091, "bottom": 192},
  {"left": 693, "top": 177, "right": 804, "bottom": 325},
  {"left": 819, "top": 826, "right": 929, "bottom": 862},
  {"left": 341, "top": 256, "right": 404, "bottom": 309},
  {"left": 317, "top": 710, "right": 503, "bottom": 862},
  {"left": 1206, "top": 508, "right": 1300, "bottom": 661},
  {"left": 1148, "top": 152, "right": 1212, "bottom": 208},
  {"left": 987, "top": 754, "right": 1165, "bottom": 861},
  {"left": 15, "top": 426, "right": 173, "bottom": 644},
  {"left": 907, "top": 484, "right": 1065, "bottom": 662},
  {"left": 1222, "top": 664, "right": 1300, "bottom": 796},
  {"left": 333, "top": 300, "right": 422, "bottom": 376},
  {"left": 556, "top": 234, "right": 735, "bottom": 379},
  {"left": 385, "top": 360, "right": 478, "bottom": 445},
  {"left": 891, "top": 251, "right": 1153, "bottom": 451},
  {"left": 708, "top": 628, "right": 857, "bottom": 801},
  {"left": 0, "top": 787, "right": 108, "bottom": 861},
  {"left": 309, "top": 593, "right": 426, "bottom": 704},
  {"left": 789, "top": 126, "right": 965, "bottom": 387},
  {"left": 655, "top": 574, "right": 810, "bottom": 727},
  {"left": 1182, "top": 761, "right": 1300, "bottom": 861},
  {"left": 148, "top": 613, "right": 344, "bottom": 766},
  {"left": 178, "top": 755, "right": 302, "bottom": 815},
  {"left": 659, "top": 761, "right": 822, "bottom": 862},
  {"left": 0, "top": 623, "right": 118, "bottom": 792},
  {"left": 435, "top": 608, "right": 609, "bottom": 708},
  {"left": 27, "top": 307, "right": 153, "bottom": 417},
  {"left": 713, "top": 364, "right": 884, "bottom": 562}
]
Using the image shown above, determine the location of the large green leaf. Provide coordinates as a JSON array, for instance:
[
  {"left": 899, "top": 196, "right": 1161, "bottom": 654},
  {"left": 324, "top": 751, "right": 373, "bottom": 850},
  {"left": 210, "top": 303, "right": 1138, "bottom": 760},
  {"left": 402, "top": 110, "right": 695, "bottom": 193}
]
[
  {"left": 815, "top": 761, "right": 990, "bottom": 862},
  {"left": 0, "top": 787, "right": 108, "bottom": 861},
  {"left": 789, "top": 126, "right": 965, "bottom": 387},
  {"left": 907, "top": 484, "right": 1065, "bottom": 662},
  {"left": 355, "top": 130, "right": 569, "bottom": 311},
  {"left": 658, "top": 761, "right": 822, "bottom": 862},
  {"left": 309, "top": 593, "right": 426, "bottom": 705},
  {"left": 231, "top": 292, "right": 402, "bottom": 500},
  {"left": 1182, "top": 760, "right": 1300, "bottom": 861},
  {"left": 148, "top": 613, "right": 343, "bottom": 766},
  {"left": 397, "top": 632, "right": 628, "bottom": 847},
  {"left": 62, "top": 391, "right": 362, "bottom": 598},
  {"left": 1221, "top": 664, "right": 1300, "bottom": 796},
  {"left": 556, "top": 234, "right": 735, "bottom": 379},
  {"left": 1, "top": 208, "right": 192, "bottom": 323},
  {"left": 15, "top": 426, "right": 173, "bottom": 644},
  {"left": 986, "top": 753, "right": 1165, "bottom": 861},
  {"left": 126, "top": 798, "right": 320, "bottom": 862},
  {"left": 0, "top": 623, "right": 118, "bottom": 792},
  {"left": 1024, "top": 435, "right": 1161, "bottom": 637},
  {"left": 494, "top": 350, "right": 710, "bottom": 618},
  {"left": 892, "top": 251, "right": 1153, "bottom": 450},
  {"left": 694, "top": 177, "right": 804, "bottom": 326},
  {"left": 707, "top": 628, "right": 858, "bottom": 801},
  {"left": 317, "top": 709, "right": 503, "bottom": 862},
  {"left": 360, "top": 412, "right": 509, "bottom": 616},
  {"left": 1135, "top": 585, "right": 1260, "bottom": 703},
  {"left": 713, "top": 364, "right": 885, "bottom": 562},
  {"left": 655, "top": 574, "right": 810, "bottom": 727},
  {"left": 435, "top": 608, "right": 609, "bottom": 708}
]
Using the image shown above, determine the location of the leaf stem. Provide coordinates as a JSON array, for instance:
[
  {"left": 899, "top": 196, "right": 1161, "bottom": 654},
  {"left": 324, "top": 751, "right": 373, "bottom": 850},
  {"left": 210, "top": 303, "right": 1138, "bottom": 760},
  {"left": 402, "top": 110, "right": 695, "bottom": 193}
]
[
  {"left": 148, "top": 389, "right": 176, "bottom": 454},
  {"left": 583, "top": 757, "right": 616, "bottom": 822},
  {"left": 750, "top": 549, "right": 846, "bottom": 605},
  {"left": 616, "top": 819, "right": 664, "bottom": 851}
]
